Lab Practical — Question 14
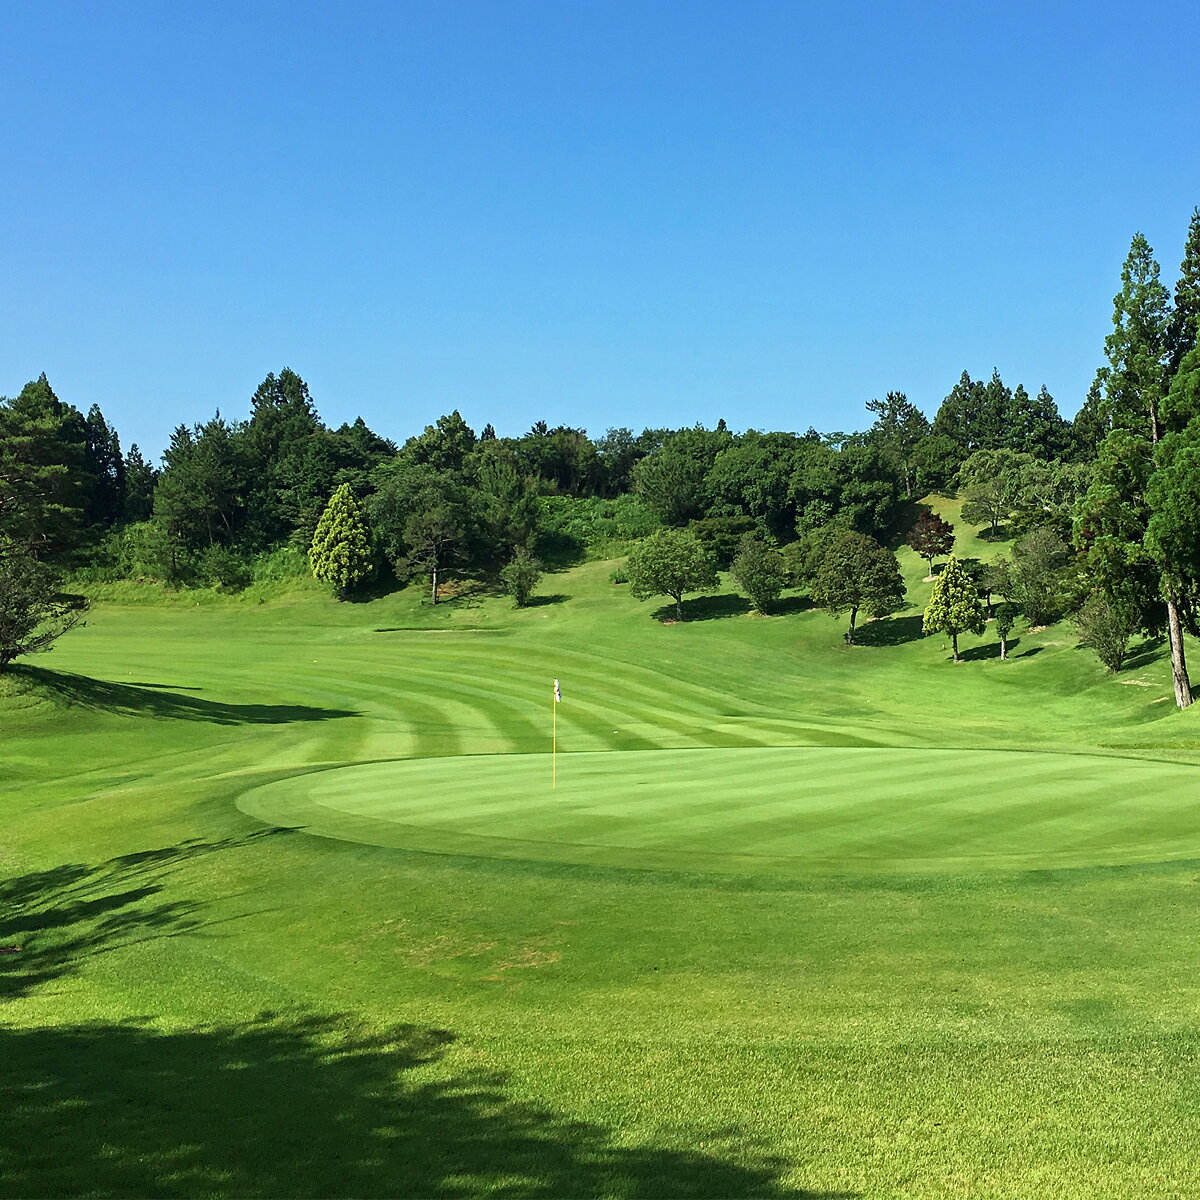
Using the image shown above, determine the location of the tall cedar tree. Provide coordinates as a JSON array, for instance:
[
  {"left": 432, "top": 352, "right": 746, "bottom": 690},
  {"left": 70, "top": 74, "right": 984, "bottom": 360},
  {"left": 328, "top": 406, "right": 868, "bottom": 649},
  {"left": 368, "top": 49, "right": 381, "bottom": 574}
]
[
  {"left": 1169, "top": 207, "right": 1200, "bottom": 374},
  {"left": 865, "top": 392, "right": 930, "bottom": 499},
  {"left": 810, "top": 530, "right": 905, "bottom": 644},
  {"left": 0, "top": 375, "right": 89, "bottom": 558},
  {"left": 923, "top": 556, "right": 985, "bottom": 662},
  {"left": 906, "top": 511, "right": 955, "bottom": 579},
  {"left": 730, "top": 534, "right": 788, "bottom": 614},
  {"left": 626, "top": 528, "right": 719, "bottom": 620},
  {"left": 309, "top": 484, "right": 374, "bottom": 599},
  {"left": 1081, "top": 232, "right": 1192, "bottom": 706}
]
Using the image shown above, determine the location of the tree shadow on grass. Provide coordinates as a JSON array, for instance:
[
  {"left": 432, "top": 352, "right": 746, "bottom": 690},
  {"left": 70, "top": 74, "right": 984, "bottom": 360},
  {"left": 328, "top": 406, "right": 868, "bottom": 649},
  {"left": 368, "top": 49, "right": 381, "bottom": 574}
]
[
  {"left": 650, "top": 594, "right": 753, "bottom": 622},
  {"left": 1122, "top": 637, "right": 1167, "bottom": 671},
  {"left": 0, "top": 829, "right": 292, "bottom": 1002},
  {"left": 0, "top": 833, "right": 852, "bottom": 1199},
  {"left": 854, "top": 614, "right": 925, "bottom": 647},
  {"left": 523, "top": 593, "right": 570, "bottom": 607},
  {"left": 958, "top": 639, "right": 1013, "bottom": 662},
  {"left": 770, "top": 595, "right": 813, "bottom": 616},
  {"left": 9, "top": 666, "right": 359, "bottom": 725},
  {"left": 0, "top": 1013, "right": 852, "bottom": 1200}
]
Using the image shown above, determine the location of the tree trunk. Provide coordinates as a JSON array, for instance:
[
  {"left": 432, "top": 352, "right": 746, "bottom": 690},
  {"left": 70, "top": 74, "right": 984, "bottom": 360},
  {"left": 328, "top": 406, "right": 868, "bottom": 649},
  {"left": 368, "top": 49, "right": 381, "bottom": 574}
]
[
  {"left": 430, "top": 562, "right": 439, "bottom": 605},
  {"left": 846, "top": 606, "right": 858, "bottom": 644},
  {"left": 1166, "top": 596, "right": 1192, "bottom": 708},
  {"left": 674, "top": 593, "right": 683, "bottom": 621},
  {"left": 999, "top": 633, "right": 1007, "bottom": 660},
  {"left": 951, "top": 631, "right": 960, "bottom": 662}
]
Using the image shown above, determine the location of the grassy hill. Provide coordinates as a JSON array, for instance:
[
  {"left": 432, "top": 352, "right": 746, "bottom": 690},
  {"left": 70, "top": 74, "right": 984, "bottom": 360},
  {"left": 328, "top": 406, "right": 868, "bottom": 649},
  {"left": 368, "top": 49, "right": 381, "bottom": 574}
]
[{"left": 4, "top": 506, "right": 1200, "bottom": 1198}]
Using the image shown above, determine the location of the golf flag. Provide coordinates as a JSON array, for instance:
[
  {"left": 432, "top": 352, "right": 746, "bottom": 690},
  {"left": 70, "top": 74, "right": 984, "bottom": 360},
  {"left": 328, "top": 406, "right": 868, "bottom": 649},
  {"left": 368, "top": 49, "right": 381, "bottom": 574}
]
[{"left": 554, "top": 678, "right": 561, "bottom": 703}]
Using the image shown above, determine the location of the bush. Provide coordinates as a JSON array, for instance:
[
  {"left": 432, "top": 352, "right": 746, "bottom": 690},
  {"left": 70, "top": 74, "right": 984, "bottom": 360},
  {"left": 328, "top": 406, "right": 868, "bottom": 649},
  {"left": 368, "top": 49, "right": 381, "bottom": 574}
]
[
  {"left": 609, "top": 564, "right": 629, "bottom": 585},
  {"left": 1074, "top": 591, "right": 1138, "bottom": 672},
  {"left": 499, "top": 548, "right": 543, "bottom": 607},
  {"left": 535, "top": 495, "right": 661, "bottom": 562},
  {"left": 199, "top": 545, "right": 252, "bottom": 592}
]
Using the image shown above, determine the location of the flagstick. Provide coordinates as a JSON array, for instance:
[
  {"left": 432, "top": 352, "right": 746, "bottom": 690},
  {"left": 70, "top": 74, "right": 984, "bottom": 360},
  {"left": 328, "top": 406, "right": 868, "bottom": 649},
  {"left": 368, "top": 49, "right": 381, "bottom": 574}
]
[{"left": 552, "top": 686, "right": 557, "bottom": 789}]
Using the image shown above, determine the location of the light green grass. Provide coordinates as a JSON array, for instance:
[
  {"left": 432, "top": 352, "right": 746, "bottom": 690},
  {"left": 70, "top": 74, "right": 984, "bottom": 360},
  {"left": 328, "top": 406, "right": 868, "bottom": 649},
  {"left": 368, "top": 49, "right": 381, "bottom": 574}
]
[
  {"left": 5, "top": 505, "right": 1200, "bottom": 1199},
  {"left": 240, "top": 747, "right": 1200, "bottom": 873}
]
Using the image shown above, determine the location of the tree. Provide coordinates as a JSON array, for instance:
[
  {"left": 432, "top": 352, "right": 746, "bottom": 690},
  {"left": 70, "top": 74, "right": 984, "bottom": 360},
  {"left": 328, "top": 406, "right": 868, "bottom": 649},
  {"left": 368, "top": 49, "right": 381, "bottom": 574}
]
[
  {"left": 1080, "top": 233, "right": 1192, "bottom": 707},
  {"left": 308, "top": 484, "right": 374, "bottom": 599},
  {"left": 632, "top": 427, "right": 730, "bottom": 526},
  {"left": 906, "top": 510, "right": 955, "bottom": 579},
  {"left": 810, "top": 531, "right": 904, "bottom": 644},
  {"left": 922, "top": 556, "right": 985, "bottom": 662},
  {"left": 499, "top": 548, "right": 543, "bottom": 608},
  {"left": 402, "top": 505, "right": 465, "bottom": 605},
  {"left": 82, "top": 404, "right": 125, "bottom": 529},
  {"left": 0, "top": 375, "right": 89, "bottom": 559},
  {"left": 993, "top": 601, "right": 1018, "bottom": 661},
  {"left": 626, "top": 528, "right": 718, "bottom": 620},
  {"left": 865, "top": 392, "right": 930, "bottom": 499},
  {"left": 991, "top": 528, "right": 1073, "bottom": 627},
  {"left": 0, "top": 547, "right": 88, "bottom": 671},
  {"left": 730, "top": 535, "right": 787, "bottom": 615},
  {"left": 1073, "top": 591, "right": 1138, "bottom": 673},
  {"left": 1169, "top": 206, "right": 1200, "bottom": 374},
  {"left": 122, "top": 444, "right": 156, "bottom": 523},
  {"left": 957, "top": 448, "right": 1028, "bottom": 538}
]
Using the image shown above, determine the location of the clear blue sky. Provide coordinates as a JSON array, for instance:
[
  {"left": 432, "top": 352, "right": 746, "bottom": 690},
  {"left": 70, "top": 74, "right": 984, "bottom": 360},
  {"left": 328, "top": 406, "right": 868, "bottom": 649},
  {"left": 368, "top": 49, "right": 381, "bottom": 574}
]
[{"left": 3, "top": 0, "right": 1199, "bottom": 458}]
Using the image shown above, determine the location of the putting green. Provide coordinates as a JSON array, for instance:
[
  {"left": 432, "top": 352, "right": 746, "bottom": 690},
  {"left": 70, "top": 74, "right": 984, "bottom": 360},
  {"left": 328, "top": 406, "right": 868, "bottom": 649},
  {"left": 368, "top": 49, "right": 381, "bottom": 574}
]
[{"left": 238, "top": 746, "right": 1200, "bottom": 873}]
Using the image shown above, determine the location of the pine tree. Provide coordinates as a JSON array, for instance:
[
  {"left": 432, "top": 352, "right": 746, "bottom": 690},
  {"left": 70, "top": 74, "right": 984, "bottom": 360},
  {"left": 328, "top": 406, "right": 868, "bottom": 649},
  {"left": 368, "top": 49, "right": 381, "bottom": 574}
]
[
  {"left": 1169, "top": 206, "right": 1200, "bottom": 374},
  {"left": 922, "top": 556, "right": 985, "bottom": 662},
  {"left": 309, "top": 483, "right": 374, "bottom": 599}
]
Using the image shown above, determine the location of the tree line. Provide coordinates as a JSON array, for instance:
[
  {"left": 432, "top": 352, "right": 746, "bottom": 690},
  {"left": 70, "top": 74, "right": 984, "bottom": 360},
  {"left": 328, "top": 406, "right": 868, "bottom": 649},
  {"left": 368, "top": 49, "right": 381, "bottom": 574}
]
[{"left": 3, "top": 208, "right": 1200, "bottom": 707}]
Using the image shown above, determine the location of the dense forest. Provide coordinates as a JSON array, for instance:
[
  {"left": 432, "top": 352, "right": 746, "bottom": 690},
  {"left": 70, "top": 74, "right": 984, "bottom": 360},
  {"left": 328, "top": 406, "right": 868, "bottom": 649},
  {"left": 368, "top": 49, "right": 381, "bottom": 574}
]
[{"left": 4, "top": 211, "right": 1200, "bottom": 704}]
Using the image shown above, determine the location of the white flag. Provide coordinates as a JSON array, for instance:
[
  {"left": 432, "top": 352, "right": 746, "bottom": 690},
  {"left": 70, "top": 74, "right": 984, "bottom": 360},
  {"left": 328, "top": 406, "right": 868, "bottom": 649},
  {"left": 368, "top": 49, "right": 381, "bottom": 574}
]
[{"left": 554, "top": 678, "right": 561, "bottom": 703}]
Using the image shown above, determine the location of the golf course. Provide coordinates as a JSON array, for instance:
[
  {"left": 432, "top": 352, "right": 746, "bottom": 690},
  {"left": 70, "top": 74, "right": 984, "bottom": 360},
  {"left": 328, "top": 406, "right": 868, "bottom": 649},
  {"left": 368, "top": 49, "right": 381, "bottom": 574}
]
[{"left": 6, "top": 511, "right": 1200, "bottom": 1199}]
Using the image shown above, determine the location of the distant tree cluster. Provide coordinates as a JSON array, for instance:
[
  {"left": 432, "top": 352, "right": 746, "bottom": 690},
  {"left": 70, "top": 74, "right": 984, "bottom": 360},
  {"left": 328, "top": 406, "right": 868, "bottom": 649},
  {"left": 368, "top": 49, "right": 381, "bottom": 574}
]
[{"left": 4, "top": 208, "right": 1200, "bottom": 703}]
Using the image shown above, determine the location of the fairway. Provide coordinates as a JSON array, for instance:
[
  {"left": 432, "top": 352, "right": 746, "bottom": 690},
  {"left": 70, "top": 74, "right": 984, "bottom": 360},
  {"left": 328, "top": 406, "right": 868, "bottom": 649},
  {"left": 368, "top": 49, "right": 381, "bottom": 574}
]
[{"left": 240, "top": 746, "right": 1200, "bottom": 873}]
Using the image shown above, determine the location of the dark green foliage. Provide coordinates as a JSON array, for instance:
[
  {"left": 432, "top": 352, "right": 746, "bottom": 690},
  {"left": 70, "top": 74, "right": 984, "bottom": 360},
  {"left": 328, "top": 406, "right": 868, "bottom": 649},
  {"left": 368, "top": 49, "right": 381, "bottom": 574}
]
[
  {"left": 906, "top": 510, "right": 955, "bottom": 576},
  {"left": 958, "top": 448, "right": 1028, "bottom": 537},
  {"left": 82, "top": 404, "right": 125, "bottom": 529},
  {"left": 1073, "top": 591, "right": 1139, "bottom": 672},
  {"left": 1071, "top": 374, "right": 1109, "bottom": 454},
  {"left": 499, "top": 548, "right": 543, "bottom": 608},
  {"left": 309, "top": 484, "right": 374, "bottom": 599},
  {"left": 865, "top": 392, "right": 930, "bottom": 500},
  {"left": 1103, "top": 233, "right": 1171, "bottom": 438},
  {"left": 910, "top": 433, "right": 961, "bottom": 494},
  {"left": 198, "top": 545, "right": 252, "bottom": 593},
  {"left": 730, "top": 535, "right": 788, "bottom": 615},
  {"left": 402, "top": 506, "right": 466, "bottom": 605},
  {"left": 1168, "top": 207, "right": 1200, "bottom": 374},
  {"left": 633, "top": 426, "right": 731, "bottom": 526},
  {"left": 626, "top": 528, "right": 719, "bottom": 620},
  {"left": 0, "top": 546, "right": 87, "bottom": 671},
  {"left": 810, "top": 530, "right": 904, "bottom": 644},
  {"left": 923, "top": 556, "right": 985, "bottom": 661},
  {"left": 686, "top": 515, "right": 757, "bottom": 569},
  {"left": 990, "top": 529, "right": 1074, "bottom": 627},
  {"left": 0, "top": 375, "right": 89, "bottom": 559},
  {"left": 706, "top": 432, "right": 804, "bottom": 539},
  {"left": 993, "top": 601, "right": 1019, "bottom": 660},
  {"left": 122, "top": 444, "right": 156, "bottom": 523}
]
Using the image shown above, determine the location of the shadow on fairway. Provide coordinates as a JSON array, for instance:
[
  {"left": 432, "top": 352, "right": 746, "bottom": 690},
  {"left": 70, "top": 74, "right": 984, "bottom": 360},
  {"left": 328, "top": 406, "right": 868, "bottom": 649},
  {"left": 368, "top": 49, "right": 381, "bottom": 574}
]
[
  {"left": 523, "top": 593, "right": 570, "bottom": 607},
  {"left": 652, "top": 594, "right": 753, "bottom": 622},
  {"left": 9, "top": 666, "right": 359, "bottom": 725},
  {"left": 0, "top": 1012, "right": 853, "bottom": 1199},
  {"left": 959, "top": 640, "right": 1014, "bottom": 662},
  {"left": 0, "top": 837, "right": 851, "bottom": 1200},
  {"left": 0, "top": 830, "right": 292, "bottom": 1002},
  {"left": 854, "top": 614, "right": 924, "bottom": 647}
]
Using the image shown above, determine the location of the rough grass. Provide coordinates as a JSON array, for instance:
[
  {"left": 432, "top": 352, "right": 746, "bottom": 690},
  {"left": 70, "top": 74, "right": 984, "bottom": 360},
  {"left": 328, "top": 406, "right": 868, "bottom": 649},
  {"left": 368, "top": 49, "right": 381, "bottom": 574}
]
[{"left": 4, "top": 503, "right": 1200, "bottom": 1199}]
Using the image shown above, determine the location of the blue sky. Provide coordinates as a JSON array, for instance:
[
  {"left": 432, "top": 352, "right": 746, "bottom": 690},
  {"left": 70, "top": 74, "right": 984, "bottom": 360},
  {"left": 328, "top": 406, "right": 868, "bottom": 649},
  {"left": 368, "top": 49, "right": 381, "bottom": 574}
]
[{"left": 3, "top": 1, "right": 1199, "bottom": 457}]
